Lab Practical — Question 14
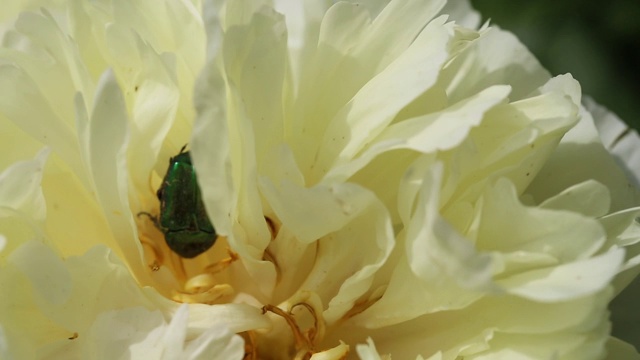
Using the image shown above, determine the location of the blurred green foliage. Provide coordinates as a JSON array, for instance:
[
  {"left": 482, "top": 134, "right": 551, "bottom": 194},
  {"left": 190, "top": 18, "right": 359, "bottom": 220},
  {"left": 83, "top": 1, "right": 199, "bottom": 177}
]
[{"left": 471, "top": 0, "right": 640, "bottom": 351}]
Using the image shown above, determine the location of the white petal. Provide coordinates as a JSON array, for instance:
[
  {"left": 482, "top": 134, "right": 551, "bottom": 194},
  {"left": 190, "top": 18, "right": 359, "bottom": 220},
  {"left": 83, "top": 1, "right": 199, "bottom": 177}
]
[
  {"left": 356, "top": 338, "right": 383, "bottom": 360},
  {"left": 261, "top": 179, "right": 374, "bottom": 243},
  {"left": 85, "top": 69, "right": 149, "bottom": 283},
  {"left": 185, "top": 324, "right": 245, "bottom": 360},
  {"left": 220, "top": 6, "right": 288, "bottom": 166},
  {"left": 0, "top": 64, "right": 83, "bottom": 176},
  {"left": 0, "top": 147, "right": 49, "bottom": 220},
  {"left": 406, "top": 163, "right": 492, "bottom": 289},
  {"left": 500, "top": 249, "right": 623, "bottom": 302},
  {"left": 538, "top": 179, "right": 610, "bottom": 218},
  {"left": 340, "top": 289, "right": 612, "bottom": 359},
  {"left": 161, "top": 304, "right": 189, "bottom": 360},
  {"left": 264, "top": 180, "right": 395, "bottom": 323},
  {"left": 527, "top": 105, "right": 640, "bottom": 212},
  {"left": 8, "top": 240, "right": 72, "bottom": 305},
  {"left": 585, "top": 96, "right": 640, "bottom": 188},
  {"left": 309, "top": 341, "right": 349, "bottom": 360},
  {"left": 186, "top": 303, "right": 271, "bottom": 335},
  {"left": 291, "top": 0, "right": 447, "bottom": 177},
  {"left": 354, "top": 164, "right": 490, "bottom": 328},
  {"left": 0, "top": 324, "right": 8, "bottom": 360},
  {"left": 84, "top": 307, "right": 166, "bottom": 359},
  {"left": 192, "top": 59, "right": 233, "bottom": 236},
  {"left": 314, "top": 16, "right": 453, "bottom": 180},
  {"left": 326, "top": 85, "right": 511, "bottom": 183},
  {"left": 605, "top": 337, "right": 640, "bottom": 360},
  {"left": 102, "top": 23, "right": 179, "bottom": 196},
  {"left": 442, "top": 27, "right": 550, "bottom": 102},
  {"left": 478, "top": 179, "right": 606, "bottom": 263}
]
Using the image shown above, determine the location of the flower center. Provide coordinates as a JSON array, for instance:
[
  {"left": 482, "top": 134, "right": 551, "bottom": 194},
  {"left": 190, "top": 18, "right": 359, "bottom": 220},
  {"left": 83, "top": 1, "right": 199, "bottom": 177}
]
[{"left": 136, "top": 213, "right": 238, "bottom": 303}]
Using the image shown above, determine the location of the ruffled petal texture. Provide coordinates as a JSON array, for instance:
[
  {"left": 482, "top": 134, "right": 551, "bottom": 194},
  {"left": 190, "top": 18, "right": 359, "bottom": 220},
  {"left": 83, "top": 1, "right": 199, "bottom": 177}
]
[{"left": 1, "top": 0, "right": 640, "bottom": 359}]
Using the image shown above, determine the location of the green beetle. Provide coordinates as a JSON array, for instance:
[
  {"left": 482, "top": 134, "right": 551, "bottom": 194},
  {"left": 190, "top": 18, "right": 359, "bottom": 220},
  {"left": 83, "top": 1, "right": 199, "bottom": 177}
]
[{"left": 152, "top": 147, "right": 217, "bottom": 258}]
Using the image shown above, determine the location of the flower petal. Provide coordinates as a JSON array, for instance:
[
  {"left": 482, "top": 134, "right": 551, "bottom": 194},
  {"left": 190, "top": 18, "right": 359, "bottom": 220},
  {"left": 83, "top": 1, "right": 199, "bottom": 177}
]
[
  {"left": 0, "top": 147, "right": 48, "bottom": 221},
  {"left": 526, "top": 105, "right": 640, "bottom": 212},
  {"left": 499, "top": 249, "right": 623, "bottom": 302},
  {"left": 605, "top": 337, "right": 640, "bottom": 360},
  {"left": 313, "top": 15, "right": 453, "bottom": 181},
  {"left": 356, "top": 338, "right": 384, "bottom": 360},
  {"left": 309, "top": 341, "right": 349, "bottom": 360},
  {"left": 82, "top": 69, "right": 149, "bottom": 283},
  {"left": 586, "top": 96, "right": 640, "bottom": 188}
]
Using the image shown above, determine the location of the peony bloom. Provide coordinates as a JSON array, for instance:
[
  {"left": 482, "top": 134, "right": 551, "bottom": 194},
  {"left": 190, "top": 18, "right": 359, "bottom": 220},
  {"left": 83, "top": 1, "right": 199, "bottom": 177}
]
[{"left": 1, "top": 0, "right": 639, "bottom": 359}]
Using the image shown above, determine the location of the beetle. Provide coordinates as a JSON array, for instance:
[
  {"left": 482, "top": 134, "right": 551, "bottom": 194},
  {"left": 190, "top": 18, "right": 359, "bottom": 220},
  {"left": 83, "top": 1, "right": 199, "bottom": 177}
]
[{"left": 147, "top": 147, "right": 217, "bottom": 258}]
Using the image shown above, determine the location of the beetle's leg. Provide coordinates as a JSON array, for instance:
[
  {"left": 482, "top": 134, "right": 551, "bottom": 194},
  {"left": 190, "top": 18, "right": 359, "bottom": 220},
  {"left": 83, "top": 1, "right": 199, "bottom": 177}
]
[
  {"left": 179, "top": 143, "right": 188, "bottom": 154},
  {"left": 137, "top": 211, "right": 161, "bottom": 230},
  {"left": 139, "top": 233, "right": 163, "bottom": 271}
]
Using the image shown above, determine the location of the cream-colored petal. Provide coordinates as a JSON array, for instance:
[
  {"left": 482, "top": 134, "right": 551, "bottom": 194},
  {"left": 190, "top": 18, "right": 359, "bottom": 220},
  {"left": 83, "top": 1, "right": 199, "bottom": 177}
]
[
  {"left": 261, "top": 179, "right": 375, "bottom": 243},
  {"left": 308, "top": 341, "right": 349, "bottom": 360},
  {"left": 192, "top": 59, "right": 233, "bottom": 236},
  {"left": 0, "top": 64, "right": 84, "bottom": 181},
  {"left": 162, "top": 304, "right": 190, "bottom": 360},
  {"left": 406, "top": 163, "right": 492, "bottom": 288},
  {"left": 0, "top": 114, "right": 44, "bottom": 172},
  {"left": 8, "top": 9, "right": 94, "bottom": 124},
  {"left": 478, "top": 179, "right": 605, "bottom": 262},
  {"left": 271, "top": 0, "right": 330, "bottom": 93},
  {"left": 185, "top": 324, "right": 245, "bottom": 360},
  {"left": 441, "top": 26, "right": 550, "bottom": 102},
  {"left": 41, "top": 153, "right": 122, "bottom": 259},
  {"left": 337, "top": 289, "right": 613, "bottom": 359},
  {"left": 325, "top": 85, "right": 511, "bottom": 183},
  {"left": 8, "top": 240, "right": 72, "bottom": 306},
  {"left": 313, "top": 16, "right": 452, "bottom": 182},
  {"left": 83, "top": 307, "right": 166, "bottom": 359},
  {"left": 586, "top": 96, "right": 640, "bottom": 188},
  {"left": 0, "top": 240, "right": 170, "bottom": 358},
  {"left": 527, "top": 105, "right": 640, "bottom": 211},
  {"left": 0, "top": 325, "right": 8, "bottom": 359},
  {"left": 356, "top": 338, "right": 384, "bottom": 360},
  {"left": 0, "top": 147, "right": 48, "bottom": 220},
  {"left": 352, "top": 255, "right": 483, "bottom": 328},
  {"left": 353, "top": 164, "right": 489, "bottom": 328},
  {"left": 102, "top": 23, "right": 179, "bottom": 200},
  {"left": 186, "top": 303, "right": 271, "bottom": 335},
  {"left": 291, "top": 0, "right": 447, "bottom": 176},
  {"left": 263, "top": 179, "right": 394, "bottom": 323},
  {"left": 221, "top": 6, "right": 287, "bottom": 169},
  {"left": 605, "top": 337, "right": 640, "bottom": 360},
  {"left": 499, "top": 249, "right": 623, "bottom": 302},
  {"left": 82, "top": 69, "right": 148, "bottom": 284},
  {"left": 538, "top": 179, "right": 610, "bottom": 218},
  {"left": 195, "top": 61, "right": 274, "bottom": 295}
]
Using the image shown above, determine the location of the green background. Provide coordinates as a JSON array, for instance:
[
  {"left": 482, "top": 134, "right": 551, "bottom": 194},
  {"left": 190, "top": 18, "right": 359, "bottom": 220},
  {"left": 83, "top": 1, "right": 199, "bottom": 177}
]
[{"left": 471, "top": 0, "right": 640, "bottom": 351}]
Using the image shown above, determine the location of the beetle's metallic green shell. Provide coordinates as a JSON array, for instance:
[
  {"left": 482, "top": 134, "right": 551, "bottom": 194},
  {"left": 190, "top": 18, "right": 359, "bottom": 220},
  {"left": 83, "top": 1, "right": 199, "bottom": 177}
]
[{"left": 157, "top": 150, "right": 216, "bottom": 258}]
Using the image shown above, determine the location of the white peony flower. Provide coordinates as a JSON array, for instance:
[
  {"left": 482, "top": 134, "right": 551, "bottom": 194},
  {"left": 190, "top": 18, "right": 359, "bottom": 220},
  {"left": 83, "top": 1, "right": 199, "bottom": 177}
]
[{"left": 1, "top": 0, "right": 639, "bottom": 359}]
